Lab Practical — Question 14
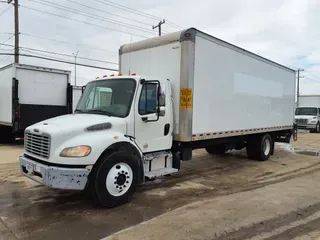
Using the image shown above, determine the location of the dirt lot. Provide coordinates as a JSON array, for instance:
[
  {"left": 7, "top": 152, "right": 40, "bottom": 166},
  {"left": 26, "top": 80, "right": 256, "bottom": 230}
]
[{"left": 0, "top": 133, "right": 320, "bottom": 240}]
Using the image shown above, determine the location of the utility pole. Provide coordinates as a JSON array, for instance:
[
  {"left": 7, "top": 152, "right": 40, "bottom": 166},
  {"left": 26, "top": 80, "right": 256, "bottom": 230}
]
[
  {"left": 297, "top": 68, "right": 304, "bottom": 107},
  {"left": 8, "top": 0, "right": 19, "bottom": 63},
  {"left": 152, "top": 19, "right": 165, "bottom": 36},
  {"left": 72, "top": 50, "right": 79, "bottom": 86}
]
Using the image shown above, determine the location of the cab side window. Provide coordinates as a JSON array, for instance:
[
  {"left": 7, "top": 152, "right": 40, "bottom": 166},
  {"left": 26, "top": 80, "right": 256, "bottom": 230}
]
[{"left": 138, "top": 83, "right": 158, "bottom": 115}]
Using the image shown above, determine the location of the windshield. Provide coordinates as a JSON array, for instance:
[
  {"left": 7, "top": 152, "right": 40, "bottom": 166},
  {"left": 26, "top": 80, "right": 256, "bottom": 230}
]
[
  {"left": 295, "top": 107, "right": 317, "bottom": 116},
  {"left": 75, "top": 79, "right": 136, "bottom": 117}
]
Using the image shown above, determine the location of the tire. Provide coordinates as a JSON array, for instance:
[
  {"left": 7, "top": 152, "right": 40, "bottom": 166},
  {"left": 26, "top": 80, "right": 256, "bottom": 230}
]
[
  {"left": 205, "top": 144, "right": 226, "bottom": 155},
  {"left": 91, "top": 151, "right": 140, "bottom": 208},
  {"left": 246, "top": 134, "right": 272, "bottom": 161}
]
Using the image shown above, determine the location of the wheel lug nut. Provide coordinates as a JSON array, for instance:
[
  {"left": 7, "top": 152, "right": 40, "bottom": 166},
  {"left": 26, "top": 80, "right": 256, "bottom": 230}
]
[
  {"left": 122, "top": 170, "right": 124, "bottom": 173},
  {"left": 124, "top": 185, "right": 126, "bottom": 188},
  {"left": 114, "top": 176, "right": 117, "bottom": 179},
  {"left": 125, "top": 172, "right": 128, "bottom": 175},
  {"left": 126, "top": 181, "right": 129, "bottom": 183},
  {"left": 116, "top": 186, "right": 118, "bottom": 188},
  {"left": 120, "top": 187, "right": 122, "bottom": 190}
]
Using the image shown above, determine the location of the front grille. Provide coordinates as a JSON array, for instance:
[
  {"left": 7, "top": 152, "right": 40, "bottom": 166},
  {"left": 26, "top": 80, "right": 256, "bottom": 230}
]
[
  {"left": 24, "top": 131, "right": 51, "bottom": 159},
  {"left": 296, "top": 119, "right": 307, "bottom": 124}
]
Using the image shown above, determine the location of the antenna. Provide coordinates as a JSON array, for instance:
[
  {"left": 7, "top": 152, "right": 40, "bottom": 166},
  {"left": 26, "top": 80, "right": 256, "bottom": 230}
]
[{"left": 128, "top": 36, "right": 132, "bottom": 75}]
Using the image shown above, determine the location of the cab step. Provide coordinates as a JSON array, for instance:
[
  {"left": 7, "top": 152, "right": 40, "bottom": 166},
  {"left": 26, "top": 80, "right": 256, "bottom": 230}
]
[{"left": 144, "top": 167, "right": 178, "bottom": 179}]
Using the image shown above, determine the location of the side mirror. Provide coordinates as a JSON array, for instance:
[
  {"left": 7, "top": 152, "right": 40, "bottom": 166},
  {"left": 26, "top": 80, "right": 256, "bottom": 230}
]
[{"left": 159, "top": 106, "right": 166, "bottom": 116}]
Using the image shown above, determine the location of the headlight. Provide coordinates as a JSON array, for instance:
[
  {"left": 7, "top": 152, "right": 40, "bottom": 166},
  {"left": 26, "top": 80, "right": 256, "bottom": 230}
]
[{"left": 60, "top": 145, "right": 91, "bottom": 157}]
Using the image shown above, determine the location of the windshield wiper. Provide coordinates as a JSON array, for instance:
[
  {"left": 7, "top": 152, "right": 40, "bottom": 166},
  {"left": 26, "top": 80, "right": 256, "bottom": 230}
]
[
  {"left": 85, "top": 109, "right": 113, "bottom": 116},
  {"left": 75, "top": 109, "right": 85, "bottom": 113}
]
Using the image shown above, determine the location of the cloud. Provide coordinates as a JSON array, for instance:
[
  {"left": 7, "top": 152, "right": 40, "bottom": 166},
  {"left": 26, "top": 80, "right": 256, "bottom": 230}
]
[{"left": 0, "top": 0, "right": 319, "bottom": 90}]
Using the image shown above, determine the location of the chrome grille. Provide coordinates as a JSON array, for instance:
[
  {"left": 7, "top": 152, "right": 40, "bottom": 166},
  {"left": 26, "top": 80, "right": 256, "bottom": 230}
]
[
  {"left": 25, "top": 131, "right": 51, "bottom": 158},
  {"left": 296, "top": 119, "right": 307, "bottom": 124}
]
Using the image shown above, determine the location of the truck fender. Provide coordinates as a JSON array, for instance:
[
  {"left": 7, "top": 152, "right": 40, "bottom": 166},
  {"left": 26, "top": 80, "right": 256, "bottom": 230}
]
[{"left": 86, "top": 133, "right": 144, "bottom": 185}]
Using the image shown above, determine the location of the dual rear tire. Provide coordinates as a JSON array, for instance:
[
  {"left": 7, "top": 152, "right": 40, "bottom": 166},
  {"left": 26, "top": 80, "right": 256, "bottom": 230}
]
[
  {"left": 205, "top": 133, "right": 273, "bottom": 161},
  {"left": 246, "top": 134, "right": 273, "bottom": 161}
]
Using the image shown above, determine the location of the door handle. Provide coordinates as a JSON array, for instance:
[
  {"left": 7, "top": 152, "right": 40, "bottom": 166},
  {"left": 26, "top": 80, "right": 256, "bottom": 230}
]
[
  {"left": 164, "top": 124, "right": 170, "bottom": 136},
  {"left": 141, "top": 116, "right": 148, "bottom": 122}
]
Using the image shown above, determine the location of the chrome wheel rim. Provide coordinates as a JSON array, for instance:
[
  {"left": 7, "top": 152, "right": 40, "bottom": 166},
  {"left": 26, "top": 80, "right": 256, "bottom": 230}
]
[
  {"left": 263, "top": 138, "right": 271, "bottom": 156},
  {"left": 106, "top": 162, "right": 133, "bottom": 197}
]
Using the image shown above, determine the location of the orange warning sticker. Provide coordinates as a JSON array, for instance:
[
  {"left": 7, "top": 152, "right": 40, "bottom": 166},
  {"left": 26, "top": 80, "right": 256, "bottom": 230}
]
[{"left": 180, "top": 88, "right": 192, "bottom": 109}]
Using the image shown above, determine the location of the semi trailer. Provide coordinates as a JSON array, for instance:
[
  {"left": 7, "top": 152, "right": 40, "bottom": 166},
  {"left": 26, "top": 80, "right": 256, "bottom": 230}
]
[
  {"left": 19, "top": 28, "right": 296, "bottom": 207},
  {"left": 0, "top": 63, "right": 73, "bottom": 141}
]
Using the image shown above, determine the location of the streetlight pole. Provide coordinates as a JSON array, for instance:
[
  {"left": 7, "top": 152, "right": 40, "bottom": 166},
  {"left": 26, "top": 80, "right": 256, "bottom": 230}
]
[{"left": 72, "top": 50, "right": 79, "bottom": 86}]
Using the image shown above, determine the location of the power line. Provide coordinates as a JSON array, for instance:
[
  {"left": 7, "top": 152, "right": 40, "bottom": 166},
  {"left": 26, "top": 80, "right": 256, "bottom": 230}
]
[
  {"left": 65, "top": 0, "right": 152, "bottom": 28},
  {"left": 94, "top": 0, "right": 184, "bottom": 30},
  {"left": 0, "top": 33, "right": 14, "bottom": 44},
  {"left": 21, "top": 47, "right": 118, "bottom": 65},
  {"left": 0, "top": 53, "right": 118, "bottom": 71},
  {"left": 20, "top": 33, "right": 117, "bottom": 54},
  {"left": 0, "top": 49, "right": 14, "bottom": 65},
  {"left": 27, "top": 0, "right": 156, "bottom": 35},
  {"left": 304, "top": 76, "right": 320, "bottom": 84},
  {"left": 0, "top": 5, "right": 11, "bottom": 18},
  {"left": 0, "top": 43, "right": 118, "bottom": 65},
  {"left": 20, "top": 5, "right": 149, "bottom": 39}
]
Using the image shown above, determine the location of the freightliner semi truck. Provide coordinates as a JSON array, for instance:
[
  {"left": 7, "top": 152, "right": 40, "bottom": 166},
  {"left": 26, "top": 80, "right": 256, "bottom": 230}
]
[{"left": 19, "top": 28, "right": 297, "bottom": 207}]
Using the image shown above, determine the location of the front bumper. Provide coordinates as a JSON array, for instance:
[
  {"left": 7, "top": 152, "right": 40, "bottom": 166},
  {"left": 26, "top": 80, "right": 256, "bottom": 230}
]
[
  {"left": 296, "top": 124, "right": 317, "bottom": 129},
  {"left": 19, "top": 155, "right": 91, "bottom": 190}
]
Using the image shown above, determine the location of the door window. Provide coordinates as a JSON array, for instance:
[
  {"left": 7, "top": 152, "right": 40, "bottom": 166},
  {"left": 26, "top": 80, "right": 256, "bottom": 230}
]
[{"left": 138, "top": 83, "right": 158, "bottom": 115}]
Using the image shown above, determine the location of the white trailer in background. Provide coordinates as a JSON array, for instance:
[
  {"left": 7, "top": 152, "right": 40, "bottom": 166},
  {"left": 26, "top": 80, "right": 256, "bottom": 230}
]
[
  {"left": 0, "top": 63, "right": 73, "bottom": 141},
  {"left": 19, "top": 28, "right": 296, "bottom": 207},
  {"left": 295, "top": 95, "right": 320, "bottom": 132}
]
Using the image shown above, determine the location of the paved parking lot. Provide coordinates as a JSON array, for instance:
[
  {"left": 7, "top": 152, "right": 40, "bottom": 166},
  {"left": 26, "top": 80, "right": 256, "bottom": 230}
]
[{"left": 0, "top": 133, "right": 320, "bottom": 239}]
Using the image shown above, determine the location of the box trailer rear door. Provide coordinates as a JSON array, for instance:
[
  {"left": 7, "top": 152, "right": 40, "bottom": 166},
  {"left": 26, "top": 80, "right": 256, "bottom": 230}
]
[{"left": 15, "top": 66, "right": 71, "bottom": 130}]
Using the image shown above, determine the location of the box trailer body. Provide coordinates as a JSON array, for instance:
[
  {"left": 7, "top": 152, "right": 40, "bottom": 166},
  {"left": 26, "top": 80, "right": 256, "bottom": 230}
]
[
  {"left": 0, "top": 63, "right": 73, "bottom": 140},
  {"left": 119, "top": 28, "right": 296, "bottom": 143},
  {"left": 19, "top": 28, "right": 297, "bottom": 208},
  {"left": 295, "top": 95, "right": 320, "bottom": 131}
]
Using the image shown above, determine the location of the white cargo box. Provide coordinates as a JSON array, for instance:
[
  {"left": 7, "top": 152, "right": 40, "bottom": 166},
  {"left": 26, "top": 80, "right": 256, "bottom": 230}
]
[
  {"left": 0, "top": 63, "right": 72, "bottom": 138},
  {"left": 120, "top": 28, "right": 296, "bottom": 142},
  {"left": 298, "top": 95, "right": 320, "bottom": 107}
]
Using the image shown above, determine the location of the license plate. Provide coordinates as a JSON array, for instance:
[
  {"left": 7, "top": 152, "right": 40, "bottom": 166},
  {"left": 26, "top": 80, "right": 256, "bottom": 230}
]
[{"left": 26, "top": 163, "right": 34, "bottom": 173}]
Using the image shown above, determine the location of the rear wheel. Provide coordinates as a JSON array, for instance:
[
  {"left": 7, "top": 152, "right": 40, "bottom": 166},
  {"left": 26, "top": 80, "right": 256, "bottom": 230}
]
[
  {"left": 246, "top": 134, "right": 272, "bottom": 161},
  {"left": 316, "top": 122, "right": 320, "bottom": 133},
  {"left": 205, "top": 144, "right": 226, "bottom": 155},
  {"left": 91, "top": 152, "right": 139, "bottom": 208}
]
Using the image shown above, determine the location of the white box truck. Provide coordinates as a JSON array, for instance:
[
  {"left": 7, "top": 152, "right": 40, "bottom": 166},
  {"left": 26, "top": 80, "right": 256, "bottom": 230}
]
[
  {"left": 295, "top": 95, "right": 320, "bottom": 132},
  {"left": 19, "top": 28, "right": 296, "bottom": 207},
  {"left": 0, "top": 63, "right": 73, "bottom": 141}
]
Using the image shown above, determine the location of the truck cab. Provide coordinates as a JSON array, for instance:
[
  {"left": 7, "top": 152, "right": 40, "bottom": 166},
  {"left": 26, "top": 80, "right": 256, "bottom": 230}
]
[
  {"left": 20, "top": 75, "right": 177, "bottom": 207},
  {"left": 295, "top": 106, "right": 320, "bottom": 132}
]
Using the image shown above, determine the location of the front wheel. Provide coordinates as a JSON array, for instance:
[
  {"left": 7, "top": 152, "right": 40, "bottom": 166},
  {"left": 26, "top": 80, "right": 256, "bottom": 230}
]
[{"left": 92, "top": 152, "right": 139, "bottom": 208}]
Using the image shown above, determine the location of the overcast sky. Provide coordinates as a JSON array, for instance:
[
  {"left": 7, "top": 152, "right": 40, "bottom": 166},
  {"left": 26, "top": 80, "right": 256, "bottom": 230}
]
[{"left": 0, "top": 0, "right": 319, "bottom": 94}]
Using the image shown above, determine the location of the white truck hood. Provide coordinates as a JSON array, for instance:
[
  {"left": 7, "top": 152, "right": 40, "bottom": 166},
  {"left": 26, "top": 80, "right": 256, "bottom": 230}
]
[
  {"left": 26, "top": 113, "right": 127, "bottom": 136},
  {"left": 295, "top": 115, "right": 316, "bottom": 119}
]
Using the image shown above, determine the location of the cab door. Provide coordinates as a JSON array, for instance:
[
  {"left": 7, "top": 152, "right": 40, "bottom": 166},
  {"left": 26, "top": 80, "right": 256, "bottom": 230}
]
[{"left": 134, "top": 80, "right": 172, "bottom": 153}]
